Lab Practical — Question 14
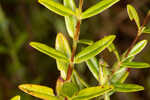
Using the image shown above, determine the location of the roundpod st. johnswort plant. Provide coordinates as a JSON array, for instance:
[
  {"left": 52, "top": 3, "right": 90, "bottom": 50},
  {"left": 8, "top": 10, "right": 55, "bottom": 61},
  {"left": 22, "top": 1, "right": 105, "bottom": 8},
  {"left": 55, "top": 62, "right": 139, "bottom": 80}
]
[{"left": 11, "top": 0, "right": 150, "bottom": 100}]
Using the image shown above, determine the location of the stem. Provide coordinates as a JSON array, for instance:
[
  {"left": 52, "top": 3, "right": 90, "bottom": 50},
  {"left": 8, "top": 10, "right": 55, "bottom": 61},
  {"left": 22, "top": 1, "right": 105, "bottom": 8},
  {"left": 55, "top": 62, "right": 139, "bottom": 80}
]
[
  {"left": 66, "top": 20, "right": 81, "bottom": 81},
  {"left": 142, "top": 10, "right": 150, "bottom": 28},
  {"left": 111, "top": 10, "right": 150, "bottom": 76},
  {"left": 125, "top": 10, "right": 150, "bottom": 57},
  {"left": 125, "top": 33, "right": 140, "bottom": 57}
]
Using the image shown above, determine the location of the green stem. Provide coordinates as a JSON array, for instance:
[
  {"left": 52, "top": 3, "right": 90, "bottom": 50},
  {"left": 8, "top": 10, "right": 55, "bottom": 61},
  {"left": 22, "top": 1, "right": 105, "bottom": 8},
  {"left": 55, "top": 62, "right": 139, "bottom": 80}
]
[{"left": 114, "top": 50, "right": 120, "bottom": 62}]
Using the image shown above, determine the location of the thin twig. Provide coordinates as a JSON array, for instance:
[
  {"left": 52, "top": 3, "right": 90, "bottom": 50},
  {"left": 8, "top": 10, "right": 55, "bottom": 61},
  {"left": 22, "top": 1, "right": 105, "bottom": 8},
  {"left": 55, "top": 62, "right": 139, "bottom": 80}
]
[
  {"left": 125, "top": 11, "right": 150, "bottom": 57},
  {"left": 66, "top": 20, "right": 81, "bottom": 81}
]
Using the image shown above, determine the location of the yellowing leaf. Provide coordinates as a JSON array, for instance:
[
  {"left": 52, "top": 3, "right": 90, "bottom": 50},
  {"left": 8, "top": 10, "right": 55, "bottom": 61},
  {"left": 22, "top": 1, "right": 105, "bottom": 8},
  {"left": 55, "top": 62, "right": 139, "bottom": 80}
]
[
  {"left": 30, "top": 42, "right": 69, "bottom": 62},
  {"left": 39, "top": 0, "right": 76, "bottom": 16},
  {"left": 11, "top": 95, "right": 20, "bottom": 100},
  {"left": 55, "top": 33, "right": 71, "bottom": 79},
  {"left": 19, "top": 84, "right": 59, "bottom": 100}
]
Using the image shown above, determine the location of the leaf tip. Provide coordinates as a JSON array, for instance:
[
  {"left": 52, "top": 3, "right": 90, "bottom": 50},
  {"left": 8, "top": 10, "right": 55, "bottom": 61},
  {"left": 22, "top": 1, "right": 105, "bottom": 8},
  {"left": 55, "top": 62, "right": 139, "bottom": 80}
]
[
  {"left": 38, "top": 0, "right": 42, "bottom": 3},
  {"left": 109, "top": 35, "right": 116, "bottom": 41},
  {"left": 11, "top": 95, "right": 20, "bottom": 100},
  {"left": 56, "top": 32, "right": 64, "bottom": 39},
  {"left": 18, "top": 84, "right": 26, "bottom": 91},
  {"left": 29, "top": 42, "right": 38, "bottom": 48},
  {"left": 127, "top": 4, "right": 134, "bottom": 21}
]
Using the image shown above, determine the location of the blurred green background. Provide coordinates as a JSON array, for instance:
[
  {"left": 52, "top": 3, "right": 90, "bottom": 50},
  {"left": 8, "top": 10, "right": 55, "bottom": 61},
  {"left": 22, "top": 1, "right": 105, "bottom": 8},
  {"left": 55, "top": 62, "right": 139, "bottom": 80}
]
[{"left": 0, "top": 0, "right": 150, "bottom": 100}]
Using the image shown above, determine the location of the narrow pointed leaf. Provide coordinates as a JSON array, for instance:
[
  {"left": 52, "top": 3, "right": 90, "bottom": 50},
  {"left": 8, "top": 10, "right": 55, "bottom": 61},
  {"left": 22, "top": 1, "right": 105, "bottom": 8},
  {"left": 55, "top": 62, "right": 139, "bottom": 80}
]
[
  {"left": 127, "top": 40, "right": 147, "bottom": 58},
  {"left": 74, "top": 70, "right": 89, "bottom": 88},
  {"left": 55, "top": 33, "right": 71, "bottom": 79},
  {"left": 81, "top": 0, "right": 120, "bottom": 19},
  {"left": 86, "top": 57, "right": 99, "bottom": 80},
  {"left": 117, "top": 72, "right": 129, "bottom": 83},
  {"left": 113, "top": 83, "right": 144, "bottom": 92},
  {"left": 99, "top": 59, "right": 109, "bottom": 85},
  {"left": 121, "top": 62, "right": 150, "bottom": 68},
  {"left": 107, "top": 43, "right": 115, "bottom": 52},
  {"left": 72, "top": 70, "right": 89, "bottom": 89},
  {"left": 143, "top": 27, "right": 150, "bottom": 34},
  {"left": 11, "top": 96, "right": 20, "bottom": 100},
  {"left": 75, "top": 35, "right": 116, "bottom": 63},
  {"left": 72, "top": 85, "right": 113, "bottom": 100},
  {"left": 30, "top": 42, "right": 69, "bottom": 62},
  {"left": 72, "top": 73, "right": 85, "bottom": 89},
  {"left": 64, "top": 0, "right": 77, "bottom": 38},
  {"left": 19, "top": 84, "right": 59, "bottom": 100},
  {"left": 78, "top": 39, "right": 94, "bottom": 45},
  {"left": 127, "top": 4, "right": 140, "bottom": 29},
  {"left": 38, "top": 0, "right": 76, "bottom": 16},
  {"left": 111, "top": 68, "right": 127, "bottom": 83}
]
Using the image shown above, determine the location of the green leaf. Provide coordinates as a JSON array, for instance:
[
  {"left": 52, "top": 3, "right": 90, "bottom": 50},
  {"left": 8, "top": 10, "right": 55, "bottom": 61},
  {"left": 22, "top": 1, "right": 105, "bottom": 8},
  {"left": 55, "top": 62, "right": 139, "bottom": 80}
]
[
  {"left": 113, "top": 83, "right": 144, "bottom": 92},
  {"left": 111, "top": 68, "right": 127, "bottom": 83},
  {"left": 117, "top": 72, "right": 129, "bottom": 83},
  {"left": 75, "top": 35, "right": 116, "bottom": 63},
  {"left": 55, "top": 33, "right": 71, "bottom": 79},
  {"left": 38, "top": 0, "right": 76, "bottom": 17},
  {"left": 78, "top": 39, "right": 94, "bottom": 45},
  {"left": 11, "top": 95, "right": 20, "bottom": 100},
  {"left": 99, "top": 59, "right": 109, "bottom": 85},
  {"left": 121, "top": 62, "right": 150, "bottom": 68},
  {"left": 60, "top": 82, "right": 78, "bottom": 97},
  {"left": 30, "top": 42, "right": 69, "bottom": 62},
  {"left": 63, "top": 0, "right": 77, "bottom": 38},
  {"left": 72, "top": 85, "right": 113, "bottom": 100},
  {"left": 81, "top": 0, "right": 120, "bottom": 19},
  {"left": 127, "top": 4, "right": 140, "bottom": 29},
  {"left": 107, "top": 43, "right": 115, "bottom": 52},
  {"left": 73, "top": 70, "right": 89, "bottom": 88},
  {"left": 19, "top": 84, "right": 59, "bottom": 100},
  {"left": 143, "top": 27, "right": 150, "bottom": 34},
  {"left": 86, "top": 57, "right": 99, "bottom": 80},
  {"left": 127, "top": 40, "right": 147, "bottom": 58}
]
